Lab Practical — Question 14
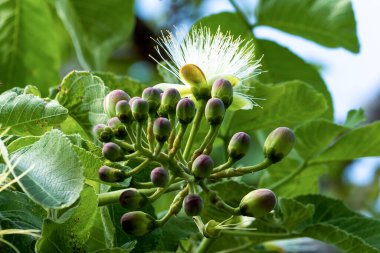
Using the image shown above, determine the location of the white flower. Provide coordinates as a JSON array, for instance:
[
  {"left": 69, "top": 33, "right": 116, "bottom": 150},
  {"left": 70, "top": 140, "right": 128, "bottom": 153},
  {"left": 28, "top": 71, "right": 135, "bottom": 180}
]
[{"left": 151, "top": 26, "right": 262, "bottom": 110}]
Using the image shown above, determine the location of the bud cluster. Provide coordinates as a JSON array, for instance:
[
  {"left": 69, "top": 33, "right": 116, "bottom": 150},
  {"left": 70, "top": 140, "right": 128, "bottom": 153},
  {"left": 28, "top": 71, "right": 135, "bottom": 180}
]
[{"left": 95, "top": 86, "right": 295, "bottom": 237}]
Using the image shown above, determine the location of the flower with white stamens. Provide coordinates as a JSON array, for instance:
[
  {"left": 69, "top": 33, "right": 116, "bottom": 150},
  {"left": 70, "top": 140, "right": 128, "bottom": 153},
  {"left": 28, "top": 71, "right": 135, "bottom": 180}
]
[{"left": 151, "top": 26, "right": 262, "bottom": 110}]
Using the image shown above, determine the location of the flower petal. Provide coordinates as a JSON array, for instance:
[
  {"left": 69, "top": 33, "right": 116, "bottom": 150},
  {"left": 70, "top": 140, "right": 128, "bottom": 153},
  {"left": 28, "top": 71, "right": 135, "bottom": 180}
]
[
  {"left": 229, "top": 93, "right": 254, "bottom": 111},
  {"left": 154, "top": 83, "right": 192, "bottom": 97}
]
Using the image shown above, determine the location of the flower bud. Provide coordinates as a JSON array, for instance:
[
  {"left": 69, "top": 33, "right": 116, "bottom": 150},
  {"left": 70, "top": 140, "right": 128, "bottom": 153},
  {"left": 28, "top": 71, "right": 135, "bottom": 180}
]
[
  {"left": 116, "top": 100, "right": 132, "bottom": 123},
  {"left": 159, "top": 88, "right": 181, "bottom": 116},
  {"left": 107, "top": 117, "right": 127, "bottom": 139},
  {"left": 153, "top": 117, "right": 172, "bottom": 143},
  {"left": 142, "top": 87, "right": 162, "bottom": 113},
  {"left": 205, "top": 98, "right": 225, "bottom": 125},
  {"left": 192, "top": 154, "right": 214, "bottom": 178},
  {"left": 179, "top": 64, "right": 207, "bottom": 88},
  {"left": 263, "top": 127, "right": 295, "bottom": 163},
  {"left": 93, "top": 124, "right": 113, "bottom": 142},
  {"left": 203, "top": 220, "right": 222, "bottom": 238},
  {"left": 211, "top": 79, "right": 233, "bottom": 108},
  {"left": 228, "top": 132, "right": 251, "bottom": 160},
  {"left": 120, "top": 211, "right": 157, "bottom": 236},
  {"left": 176, "top": 98, "right": 196, "bottom": 125},
  {"left": 119, "top": 188, "right": 148, "bottom": 210},
  {"left": 104, "top": 90, "right": 131, "bottom": 118},
  {"left": 131, "top": 98, "right": 149, "bottom": 122},
  {"left": 102, "top": 142, "right": 123, "bottom": 161},
  {"left": 98, "top": 165, "right": 126, "bottom": 182},
  {"left": 239, "top": 189, "right": 277, "bottom": 218},
  {"left": 150, "top": 167, "right": 169, "bottom": 187},
  {"left": 183, "top": 194, "right": 203, "bottom": 216}
]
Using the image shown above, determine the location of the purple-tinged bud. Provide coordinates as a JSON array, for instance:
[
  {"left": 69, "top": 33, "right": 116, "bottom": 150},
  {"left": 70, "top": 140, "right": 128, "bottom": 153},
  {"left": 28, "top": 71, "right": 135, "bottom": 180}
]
[
  {"left": 107, "top": 117, "right": 123, "bottom": 129},
  {"left": 263, "top": 127, "right": 295, "bottom": 163},
  {"left": 211, "top": 79, "right": 233, "bottom": 108},
  {"left": 142, "top": 87, "right": 162, "bottom": 113},
  {"left": 129, "top": 96, "right": 140, "bottom": 106},
  {"left": 192, "top": 154, "right": 214, "bottom": 178},
  {"left": 183, "top": 194, "right": 203, "bottom": 216},
  {"left": 159, "top": 88, "right": 181, "bottom": 116},
  {"left": 150, "top": 167, "right": 169, "bottom": 187},
  {"left": 107, "top": 117, "right": 127, "bottom": 139},
  {"left": 116, "top": 100, "right": 132, "bottom": 123},
  {"left": 228, "top": 132, "right": 251, "bottom": 160},
  {"left": 176, "top": 98, "right": 196, "bottom": 125},
  {"left": 93, "top": 124, "right": 113, "bottom": 142},
  {"left": 131, "top": 98, "right": 149, "bottom": 122},
  {"left": 153, "top": 117, "right": 172, "bottom": 143},
  {"left": 120, "top": 211, "right": 157, "bottom": 236},
  {"left": 205, "top": 98, "right": 225, "bottom": 125},
  {"left": 104, "top": 90, "right": 131, "bottom": 118},
  {"left": 98, "top": 165, "right": 126, "bottom": 182},
  {"left": 239, "top": 189, "right": 277, "bottom": 218},
  {"left": 102, "top": 142, "right": 123, "bottom": 161},
  {"left": 119, "top": 188, "right": 148, "bottom": 210}
]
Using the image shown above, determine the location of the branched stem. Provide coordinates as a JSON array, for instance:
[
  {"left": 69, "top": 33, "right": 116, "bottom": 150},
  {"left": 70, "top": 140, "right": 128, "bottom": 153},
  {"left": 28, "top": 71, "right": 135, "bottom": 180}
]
[
  {"left": 196, "top": 238, "right": 215, "bottom": 253},
  {"left": 210, "top": 159, "right": 272, "bottom": 179}
]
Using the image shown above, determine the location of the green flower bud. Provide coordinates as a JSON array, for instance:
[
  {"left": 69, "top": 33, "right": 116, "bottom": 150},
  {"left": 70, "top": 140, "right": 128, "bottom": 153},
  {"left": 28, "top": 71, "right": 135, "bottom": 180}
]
[
  {"left": 131, "top": 98, "right": 149, "bottom": 122},
  {"left": 211, "top": 79, "right": 233, "bottom": 108},
  {"left": 142, "top": 87, "right": 162, "bottom": 113},
  {"left": 228, "top": 132, "right": 251, "bottom": 160},
  {"left": 239, "top": 189, "right": 277, "bottom": 218},
  {"left": 116, "top": 100, "right": 133, "bottom": 123},
  {"left": 104, "top": 90, "right": 131, "bottom": 118},
  {"left": 263, "top": 127, "right": 295, "bottom": 163},
  {"left": 180, "top": 64, "right": 209, "bottom": 100},
  {"left": 159, "top": 88, "right": 181, "bottom": 116},
  {"left": 153, "top": 117, "right": 172, "bottom": 143},
  {"left": 119, "top": 188, "right": 148, "bottom": 210},
  {"left": 150, "top": 167, "right": 169, "bottom": 187},
  {"left": 183, "top": 194, "right": 203, "bottom": 216},
  {"left": 205, "top": 98, "right": 225, "bottom": 125},
  {"left": 98, "top": 165, "right": 126, "bottom": 182},
  {"left": 203, "top": 220, "right": 222, "bottom": 238},
  {"left": 93, "top": 124, "right": 113, "bottom": 142},
  {"left": 120, "top": 211, "right": 157, "bottom": 236},
  {"left": 102, "top": 142, "right": 123, "bottom": 161},
  {"left": 107, "top": 117, "right": 127, "bottom": 139},
  {"left": 192, "top": 154, "right": 214, "bottom": 178},
  {"left": 176, "top": 98, "right": 196, "bottom": 125}
]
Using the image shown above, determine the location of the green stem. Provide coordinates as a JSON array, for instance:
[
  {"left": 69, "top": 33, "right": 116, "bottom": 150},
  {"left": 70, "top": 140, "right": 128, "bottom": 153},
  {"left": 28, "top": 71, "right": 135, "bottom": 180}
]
[
  {"left": 113, "top": 139, "right": 134, "bottom": 151},
  {"left": 269, "top": 162, "right": 307, "bottom": 190},
  {"left": 147, "top": 115, "right": 155, "bottom": 152},
  {"left": 212, "top": 158, "right": 235, "bottom": 173},
  {"left": 183, "top": 100, "right": 206, "bottom": 160},
  {"left": 229, "top": 0, "right": 253, "bottom": 29},
  {"left": 136, "top": 122, "right": 143, "bottom": 147},
  {"left": 130, "top": 180, "right": 154, "bottom": 188},
  {"left": 126, "top": 125, "right": 136, "bottom": 143},
  {"left": 148, "top": 177, "right": 176, "bottom": 202},
  {"left": 98, "top": 189, "right": 124, "bottom": 206},
  {"left": 192, "top": 124, "right": 220, "bottom": 160},
  {"left": 125, "top": 159, "right": 151, "bottom": 177},
  {"left": 168, "top": 113, "right": 176, "bottom": 149},
  {"left": 196, "top": 238, "right": 215, "bottom": 253},
  {"left": 210, "top": 159, "right": 272, "bottom": 179},
  {"left": 221, "top": 230, "right": 295, "bottom": 238},
  {"left": 169, "top": 124, "right": 187, "bottom": 158}
]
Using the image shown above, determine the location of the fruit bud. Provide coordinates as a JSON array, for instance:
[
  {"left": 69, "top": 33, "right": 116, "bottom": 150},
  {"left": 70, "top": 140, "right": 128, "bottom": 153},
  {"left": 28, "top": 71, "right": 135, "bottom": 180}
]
[
  {"left": 131, "top": 98, "right": 149, "bottom": 122},
  {"left": 183, "top": 194, "right": 203, "bottom": 216},
  {"left": 150, "top": 167, "right": 169, "bottom": 187},
  {"left": 93, "top": 124, "right": 113, "bottom": 142},
  {"left": 211, "top": 79, "right": 233, "bottom": 108},
  {"left": 228, "top": 132, "right": 251, "bottom": 160},
  {"left": 263, "top": 127, "right": 295, "bottom": 163},
  {"left": 119, "top": 188, "right": 148, "bottom": 210},
  {"left": 116, "top": 100, "right": 132, "bottom": 123},
  {"left": 104, "top": 90, "right": 131, "bottom": 118},
  {"left": 98, "top": 165, "right": 126, "bottom": 182},
  {"left": 120, "top": 211, "right": 157, "bottom": 236},
  {"left": 192, "top": 154, "right": 214, "bottom": 178},
  {"left": 159, "top": 88, "right": 181, "bottom": 116},
  {"left": 176, "top": 98, "right": 196, "bottom": 125},
  {"left": 153, "top": 117, "right": 172, "bottom": 143},
  {"left": 205, "top": 98, "right": 225, "bottom": 125},
  {"left": 102, "top": 142, "right": 123, "bottom": 161},
  {"left": 239, "top": 189, "right": 277, "bottom": 218},
  {"left": 142, "top": 87, "right": 162, "bottom": 113}
]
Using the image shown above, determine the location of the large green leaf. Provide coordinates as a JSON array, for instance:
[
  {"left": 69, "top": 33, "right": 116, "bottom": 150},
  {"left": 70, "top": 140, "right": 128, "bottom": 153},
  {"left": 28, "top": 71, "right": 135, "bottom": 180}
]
[
  {"left": 87, "top": 207, "right": 115, "bottom": 251},
  {"left": 344, "top": 108, "right": 366, "bottom": 128},
  {"left": 56, "top": 0, "right": 135, "bottom": 69},
  {"left": 56, "top": 71, "right": 108, "bottom": 136},
  {"left": 255, "top": 0, "right": 360, "bottom": 53},
  {"left": 36, "top": 185, "right": 98, "bottom": 253},
  {"left": 10, "top": 129, "right": 84, "bottom": 209},
  {"left": 0, "top": 0, "right": 61, "bottom": 93},
  {"left": 0, "top": 91, "right": 68, "bottom": 135}
]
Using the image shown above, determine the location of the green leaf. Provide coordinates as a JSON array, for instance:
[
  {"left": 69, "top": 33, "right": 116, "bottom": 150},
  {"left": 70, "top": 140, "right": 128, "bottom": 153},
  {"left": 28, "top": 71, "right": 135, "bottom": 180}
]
[
  {"left": 344, "top": 108, "right": 366, "bottom": 128},
  {"left": 312, "top": 121, "right": 380, "bottom": 162},
  {"left": 255, "top": 0, "right": 360, "bottom": 53},
  {"left": 10, "top": 129, "right": 84, "bottom": 209},
  {"left": 6, "top": 136, "right": 40, "bottom": 153},
  {"left": 0, "top": 91, "right": 68, "bottom": 135},
  {"left": 87, "top": 207, "right": 115, "bottom": 251},
  {"left": 294, "top": 119, "right": 347, "bottom": 159},
  {"left": 0, "top": 0, "right": 61, "bottom": 94},
  {"left": 36, "top": 185, "right": 98, "bottom": 253},
  {"left": 56, "top": 71, "right": 108, "bottom": 136},
  {"left": 93, "top": 247, "right": 135, "bottom": 253},
  {"left": 277, "top": 198, "right": 314, "bottom": 231},
  {"left": 56, "top": 0, "right": 135, "bottom": 69}
]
